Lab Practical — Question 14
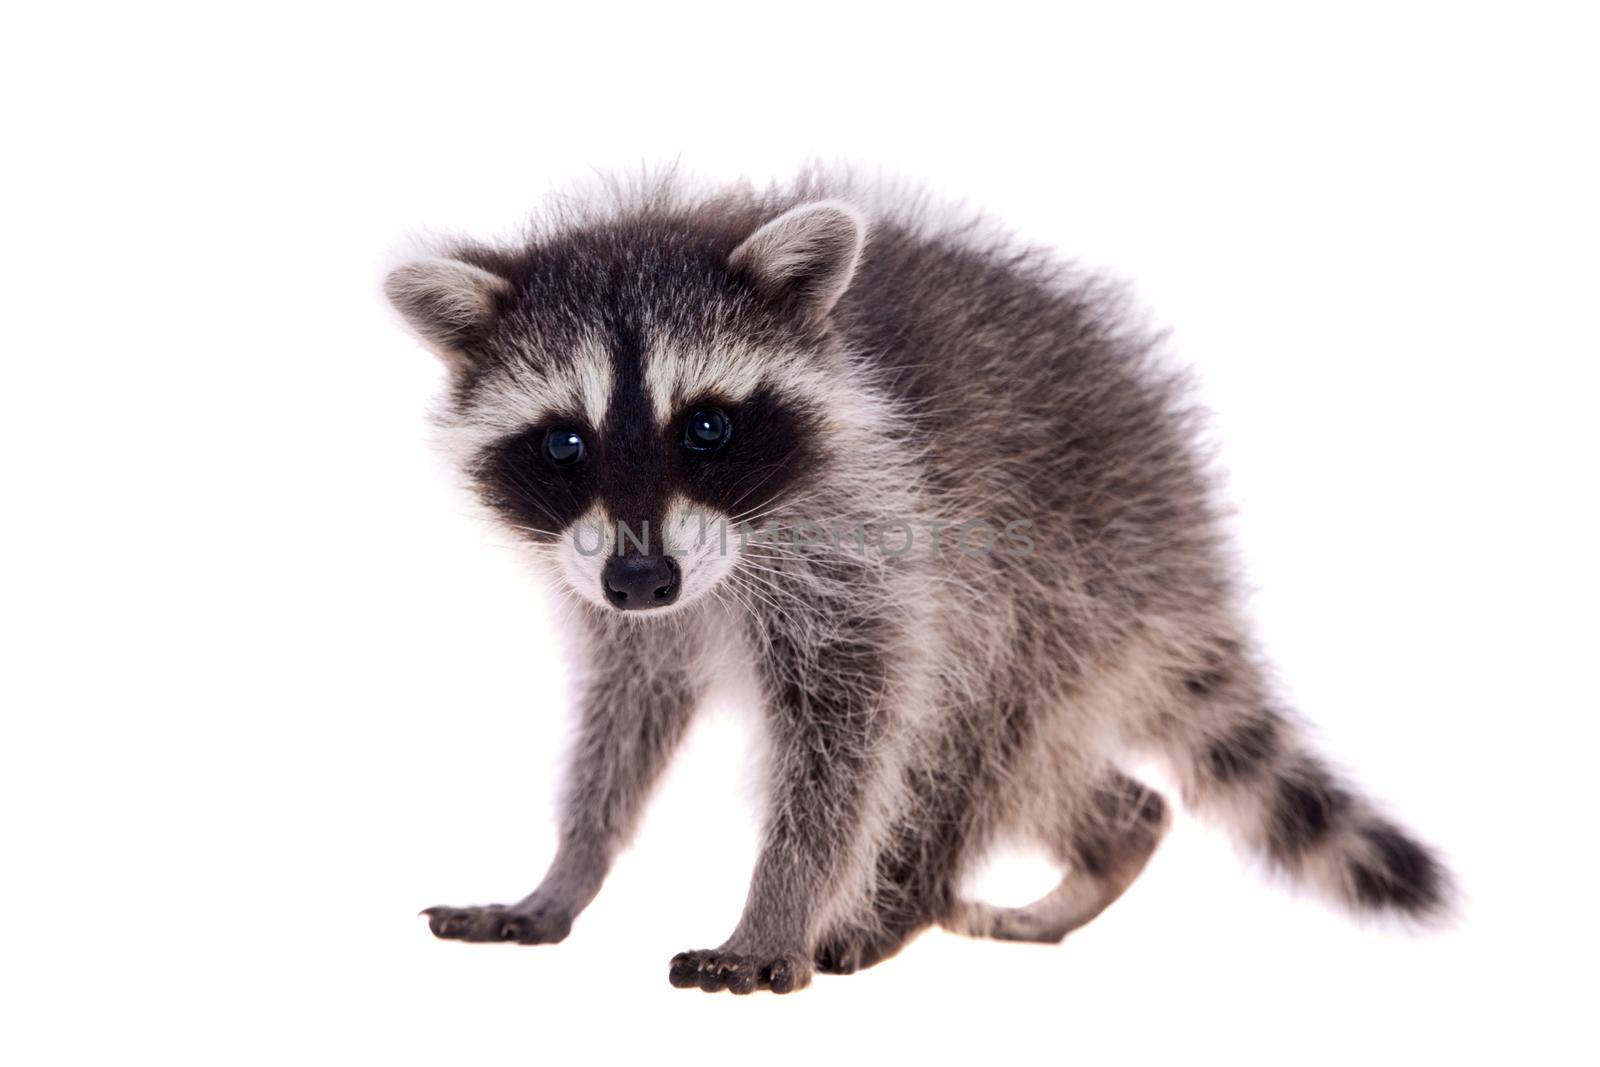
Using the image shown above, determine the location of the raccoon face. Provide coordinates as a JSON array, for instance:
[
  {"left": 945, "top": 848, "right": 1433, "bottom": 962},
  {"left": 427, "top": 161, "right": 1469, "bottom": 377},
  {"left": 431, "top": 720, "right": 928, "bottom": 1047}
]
[{"left": 386, "top": 201, "right": 865, "bottom": 615}]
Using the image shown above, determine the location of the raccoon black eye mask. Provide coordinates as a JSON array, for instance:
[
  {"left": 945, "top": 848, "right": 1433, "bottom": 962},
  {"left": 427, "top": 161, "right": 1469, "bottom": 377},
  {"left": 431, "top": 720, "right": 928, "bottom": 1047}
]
[{"left": 385, "top": 175, "right": 1452, "bottom": 995}]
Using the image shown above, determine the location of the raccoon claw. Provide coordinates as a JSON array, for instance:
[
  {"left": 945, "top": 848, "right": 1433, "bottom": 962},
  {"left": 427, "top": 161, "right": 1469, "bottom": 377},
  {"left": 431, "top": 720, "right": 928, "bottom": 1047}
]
[
  {"left": 667, "top": 952, "right": 703, "bottom": 988},
  {"left": 762, "top": 954, "right": 809, "bottom": 994},
  {"left": 421, "top": 903, "right": 571, "bottom": 944},
  {"left": 668, "top": 949, "right": 811, "bottom": 995}
]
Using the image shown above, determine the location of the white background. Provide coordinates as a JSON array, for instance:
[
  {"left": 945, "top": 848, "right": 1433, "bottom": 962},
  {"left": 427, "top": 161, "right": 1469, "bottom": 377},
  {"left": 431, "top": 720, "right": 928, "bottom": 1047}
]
[{"left": 3, "top": 3, "right": 1596, "bottom": 1063}]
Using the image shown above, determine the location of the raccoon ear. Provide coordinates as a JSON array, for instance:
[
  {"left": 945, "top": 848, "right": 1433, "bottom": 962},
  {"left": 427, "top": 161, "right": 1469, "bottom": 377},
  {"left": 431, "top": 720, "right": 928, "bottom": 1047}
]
[
  {"left": 729, "top": 201, "right": 865, "bottom": 325},
  {"left": 384, "top": 256, "right": 510, "bottom": 362}
]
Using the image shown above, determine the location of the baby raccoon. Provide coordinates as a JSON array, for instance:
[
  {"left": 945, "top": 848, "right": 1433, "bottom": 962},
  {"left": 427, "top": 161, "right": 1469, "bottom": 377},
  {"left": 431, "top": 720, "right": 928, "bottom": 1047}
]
[{"left": 387, "top": 173, "right": 1451, "bottom": 995}]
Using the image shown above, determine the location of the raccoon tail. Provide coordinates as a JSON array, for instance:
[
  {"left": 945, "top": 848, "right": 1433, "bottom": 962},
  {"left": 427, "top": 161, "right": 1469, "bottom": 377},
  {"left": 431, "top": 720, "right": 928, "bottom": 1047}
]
[{"left": 1163, "top": 700, "right": 1454, "bottom": 921}]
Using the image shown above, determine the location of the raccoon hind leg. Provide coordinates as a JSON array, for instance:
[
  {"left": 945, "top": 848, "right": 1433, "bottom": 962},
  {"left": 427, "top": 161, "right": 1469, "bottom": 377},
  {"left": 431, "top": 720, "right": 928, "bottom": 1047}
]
[
  {"left": 814, "top": 787, "right": 974, "bottom": 974},
  {"left": 813, "top": 912, "right": 927, "bottom": 975},
  {"left": 948, "top": 772, "right": 1170, "bottom": 944},
  {"left": 813, "top": 845, "right": 938, "bottom": 974}
]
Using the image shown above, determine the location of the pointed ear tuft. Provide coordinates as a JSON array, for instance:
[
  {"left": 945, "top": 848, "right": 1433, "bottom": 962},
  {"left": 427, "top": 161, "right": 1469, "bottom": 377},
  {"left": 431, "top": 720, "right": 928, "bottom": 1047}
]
[
  {"left": 384, "top": 257, "right": 510, "bottom": 360},
  {"left": 728, "top": 201, "right": 865, "bottom": 325}
]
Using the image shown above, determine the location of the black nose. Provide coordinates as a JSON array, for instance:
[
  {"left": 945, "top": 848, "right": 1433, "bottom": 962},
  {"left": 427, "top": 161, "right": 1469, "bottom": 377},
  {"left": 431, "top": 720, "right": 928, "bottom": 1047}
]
[{"left": 601, "top": 555, "right": 681, "bottom": 610}]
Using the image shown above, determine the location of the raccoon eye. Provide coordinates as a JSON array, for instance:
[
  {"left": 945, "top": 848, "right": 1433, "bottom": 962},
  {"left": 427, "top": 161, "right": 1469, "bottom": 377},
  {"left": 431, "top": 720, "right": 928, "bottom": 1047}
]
[
  {"left": 684, "top": 408, "right": 731, "bottom": 452},
  {"left": 544, "top": 428, "right": 585, "bottom": 466}
]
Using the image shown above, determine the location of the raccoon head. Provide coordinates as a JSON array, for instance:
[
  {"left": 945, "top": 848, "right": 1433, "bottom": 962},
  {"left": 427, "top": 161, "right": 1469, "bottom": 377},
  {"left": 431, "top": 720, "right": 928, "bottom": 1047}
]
[{"left": 386, "top": 200, "right": 866, "bottom": 616}]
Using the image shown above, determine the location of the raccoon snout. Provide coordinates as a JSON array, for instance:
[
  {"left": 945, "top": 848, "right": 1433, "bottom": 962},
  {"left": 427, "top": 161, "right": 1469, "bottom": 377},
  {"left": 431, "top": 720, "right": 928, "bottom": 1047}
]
[{"left": 601, "top": 555, "right": 681, "bottom": 611}]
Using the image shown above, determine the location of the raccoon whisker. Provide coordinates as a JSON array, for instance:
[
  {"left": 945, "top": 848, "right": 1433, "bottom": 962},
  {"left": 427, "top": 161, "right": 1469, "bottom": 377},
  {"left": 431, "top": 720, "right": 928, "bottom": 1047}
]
[
  {"left": 705, "top": 579, "right": 753, "bottom": 625},
  {"left": 493, "top": 465, "right": 580, "bottom": 532},
  {"left": 735, "top": 545, "right": 857, "bottom": 579},
  {"left": 502, "top": 521, "right": 563, "bottom": 539},
  {"left": 727, "top": 558, "right": 796, "bottom": 583},
  {"left": 725, "top": 571, "right": 787, "bottom": 618},
  {"left": 729, "top": 565, "right": 800, "bottom": 605},
  {"left": 725, "top": 465, "right": 791, "bottom": 518},
  {"left": 725, "top": 487, "right": 776, "bottom": 522},
  {"left": 735, "top": 514, "right": 898, "bottom": 544},
  {"left": 741, "top": 540, "right": 896, "bottom": 573},
  {"left": 737, "top": 561, "right": 889, "bottom": 600},
  {"left": 728, "top": 556, "right": 799, "bottom": 595},
  {"left": 726, "top": 490, "right": 829, "bottom": 529},
  {"left": 728, "top": 481, "right": 847, "bottom": 522},
  {"left": 728, "top": 457, "right": 850, "bottom": 518}
]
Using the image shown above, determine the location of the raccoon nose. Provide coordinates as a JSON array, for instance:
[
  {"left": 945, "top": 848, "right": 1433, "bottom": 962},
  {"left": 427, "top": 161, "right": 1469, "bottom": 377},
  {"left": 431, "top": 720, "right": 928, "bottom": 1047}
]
[{"left": 601, "top": 555, "right": 681, "bottom": 610}]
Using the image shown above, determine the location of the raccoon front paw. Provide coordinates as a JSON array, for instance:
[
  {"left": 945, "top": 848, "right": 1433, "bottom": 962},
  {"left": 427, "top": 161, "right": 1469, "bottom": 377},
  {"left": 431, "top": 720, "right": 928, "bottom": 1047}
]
[
  {"left": 421, "top": 902, "right": 572, "bottom": 945},
  {"left": 667, "top": 948, "right": 812, "bottom": 995}
]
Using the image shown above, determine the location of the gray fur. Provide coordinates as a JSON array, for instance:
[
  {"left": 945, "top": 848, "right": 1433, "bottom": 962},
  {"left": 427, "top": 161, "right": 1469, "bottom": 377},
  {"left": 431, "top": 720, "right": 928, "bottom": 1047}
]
[{"left": 395, "top": 170, "right": 1453, "bottom": 995}]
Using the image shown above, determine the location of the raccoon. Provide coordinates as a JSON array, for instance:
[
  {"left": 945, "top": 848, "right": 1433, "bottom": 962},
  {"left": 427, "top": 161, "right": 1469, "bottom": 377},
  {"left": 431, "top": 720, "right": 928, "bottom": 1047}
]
[{"left": 387, "top": 173, "right": 1451, "bottom": 995}]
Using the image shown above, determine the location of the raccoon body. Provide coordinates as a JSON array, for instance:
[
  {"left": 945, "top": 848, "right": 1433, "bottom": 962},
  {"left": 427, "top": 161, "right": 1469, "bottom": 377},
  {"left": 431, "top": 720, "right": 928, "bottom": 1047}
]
[{"left": 387, "top": 173, "right": 1451, "bottom": 994}]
